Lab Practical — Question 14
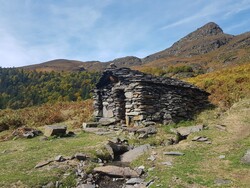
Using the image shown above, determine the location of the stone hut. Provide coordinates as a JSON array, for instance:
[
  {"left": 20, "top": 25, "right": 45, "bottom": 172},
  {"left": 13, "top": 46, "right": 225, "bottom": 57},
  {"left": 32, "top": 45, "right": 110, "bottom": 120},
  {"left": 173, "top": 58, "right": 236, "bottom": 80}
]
[{"left": 93, "top": 67, "right": 210, "bottom": 126}]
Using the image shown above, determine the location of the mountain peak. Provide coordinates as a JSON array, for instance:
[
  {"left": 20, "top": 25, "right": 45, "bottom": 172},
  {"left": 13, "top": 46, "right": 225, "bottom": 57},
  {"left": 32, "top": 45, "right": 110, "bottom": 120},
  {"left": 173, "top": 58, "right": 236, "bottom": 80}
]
[
  {"left": 198, "top": 22, "right": 223, "bottom": 35},
  {"left": 181, "top": 22, "right": 224, "bottom": 41}
]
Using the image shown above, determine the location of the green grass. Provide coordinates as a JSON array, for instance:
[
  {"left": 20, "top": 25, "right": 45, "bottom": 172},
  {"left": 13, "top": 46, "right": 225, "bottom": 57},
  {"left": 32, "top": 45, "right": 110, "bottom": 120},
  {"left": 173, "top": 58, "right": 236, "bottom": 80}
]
[{"left": 0, "top": 132, "right": 107, "bottom": 187}]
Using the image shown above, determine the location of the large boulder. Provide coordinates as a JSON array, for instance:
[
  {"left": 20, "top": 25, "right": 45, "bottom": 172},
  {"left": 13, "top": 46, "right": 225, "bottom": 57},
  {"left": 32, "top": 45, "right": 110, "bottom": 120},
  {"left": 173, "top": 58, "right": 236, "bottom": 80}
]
[
  {"left": 44, "top": 125, "right": 67, "bottom": 137},
  {"left": 120, "top": 144, "right": 150, "bottom": 163},
  {"left": 93, "top": 165, "right": 139, "bottom": 178}
]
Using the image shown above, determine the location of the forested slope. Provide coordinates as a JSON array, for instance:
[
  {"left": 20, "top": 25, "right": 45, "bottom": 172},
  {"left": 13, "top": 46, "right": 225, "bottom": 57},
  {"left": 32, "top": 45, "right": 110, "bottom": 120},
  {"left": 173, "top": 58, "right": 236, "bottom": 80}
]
[{"left": 0, "top": 68, "right": 100, "bottom": 109}]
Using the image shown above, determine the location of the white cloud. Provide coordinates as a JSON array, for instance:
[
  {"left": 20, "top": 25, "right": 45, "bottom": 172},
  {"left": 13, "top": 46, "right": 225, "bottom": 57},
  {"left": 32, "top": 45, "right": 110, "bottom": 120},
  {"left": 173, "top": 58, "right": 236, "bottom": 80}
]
[{"left": 0, "top": 28, "right": 70, "bottom": 67}]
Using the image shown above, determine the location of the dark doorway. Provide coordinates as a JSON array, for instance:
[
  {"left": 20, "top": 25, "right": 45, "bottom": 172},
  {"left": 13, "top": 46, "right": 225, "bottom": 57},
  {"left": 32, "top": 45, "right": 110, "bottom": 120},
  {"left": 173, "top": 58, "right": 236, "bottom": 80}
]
[{"left": 115, "top": 89, "right": 126, "bottom": 120}]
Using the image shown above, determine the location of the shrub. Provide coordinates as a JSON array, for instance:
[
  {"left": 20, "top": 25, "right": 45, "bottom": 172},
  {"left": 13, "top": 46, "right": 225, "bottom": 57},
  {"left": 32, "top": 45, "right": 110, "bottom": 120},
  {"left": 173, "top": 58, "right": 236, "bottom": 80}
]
[
  {"left": 0, "top": 114, "right": 25, "bottom": 132},
  {"left": 167, "top": 66, "right": 193, "bottom": 73}
]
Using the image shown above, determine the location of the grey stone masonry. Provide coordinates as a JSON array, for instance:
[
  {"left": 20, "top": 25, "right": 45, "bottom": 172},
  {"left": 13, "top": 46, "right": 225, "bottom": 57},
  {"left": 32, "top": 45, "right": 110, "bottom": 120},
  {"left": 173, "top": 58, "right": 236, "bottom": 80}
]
[{"left": 93, "top": 67, "right": 210, "bottom": 126}]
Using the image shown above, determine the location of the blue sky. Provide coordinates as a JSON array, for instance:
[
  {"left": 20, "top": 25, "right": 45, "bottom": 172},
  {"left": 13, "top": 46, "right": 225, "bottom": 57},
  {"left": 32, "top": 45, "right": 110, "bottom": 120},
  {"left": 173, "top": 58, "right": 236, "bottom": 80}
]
[{"left": 0, "top": 0, "right": 250, "bottom": 68}]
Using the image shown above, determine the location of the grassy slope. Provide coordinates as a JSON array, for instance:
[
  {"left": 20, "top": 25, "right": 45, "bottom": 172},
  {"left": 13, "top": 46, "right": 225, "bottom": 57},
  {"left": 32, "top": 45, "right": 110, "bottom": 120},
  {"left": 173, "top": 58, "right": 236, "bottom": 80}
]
[
  {"left": 0, "top": 100, "right": 249, "bottom": 187},
  {"left": 0, "top": 63, "right": 250, "bottom": 187},
  {"left": 131, "top": 99, "right": 250, "bottom": 187},
  {"left": 0, "top": 132, "right": 107, "bottom": 187}
]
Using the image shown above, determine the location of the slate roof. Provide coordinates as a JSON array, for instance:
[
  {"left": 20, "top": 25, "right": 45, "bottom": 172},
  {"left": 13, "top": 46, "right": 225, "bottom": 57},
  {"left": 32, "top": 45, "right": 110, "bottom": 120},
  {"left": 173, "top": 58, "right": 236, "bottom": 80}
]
[{"left": 96, "top": 67, "right": 209, "bottom": 94}]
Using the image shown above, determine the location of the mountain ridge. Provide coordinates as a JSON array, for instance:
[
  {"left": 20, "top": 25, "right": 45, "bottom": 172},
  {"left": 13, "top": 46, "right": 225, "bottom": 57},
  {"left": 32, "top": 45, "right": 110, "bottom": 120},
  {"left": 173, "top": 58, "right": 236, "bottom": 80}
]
[{"left": 19, "top": 22, "right": 250, "bottom": 73}]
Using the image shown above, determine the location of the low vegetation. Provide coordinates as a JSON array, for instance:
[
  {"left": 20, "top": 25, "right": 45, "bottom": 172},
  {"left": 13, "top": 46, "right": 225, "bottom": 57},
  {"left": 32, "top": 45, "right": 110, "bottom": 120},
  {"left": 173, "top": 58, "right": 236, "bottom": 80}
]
[
  {"left": 139, "top": 65, "right": 194, "bottom": 77},
  {"left": 187, "top": 63, "right": 250, "bottom": 109},
  {"left": 0, "top": 100, "right": 93, "bottom": 138}
]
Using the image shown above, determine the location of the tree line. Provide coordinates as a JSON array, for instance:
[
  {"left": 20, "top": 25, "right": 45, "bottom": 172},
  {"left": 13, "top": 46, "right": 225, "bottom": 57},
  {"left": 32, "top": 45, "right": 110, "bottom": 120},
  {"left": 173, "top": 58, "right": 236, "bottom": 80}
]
[{"left": 0, "top": 68, "right": 100, "bottom": 109}]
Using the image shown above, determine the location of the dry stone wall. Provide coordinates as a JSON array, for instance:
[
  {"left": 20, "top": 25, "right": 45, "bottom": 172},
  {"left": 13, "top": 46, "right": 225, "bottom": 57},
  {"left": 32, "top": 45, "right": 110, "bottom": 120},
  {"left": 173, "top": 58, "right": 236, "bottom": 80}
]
[{"left": 93, "top": 67, "right": 210, "bottom": 126}]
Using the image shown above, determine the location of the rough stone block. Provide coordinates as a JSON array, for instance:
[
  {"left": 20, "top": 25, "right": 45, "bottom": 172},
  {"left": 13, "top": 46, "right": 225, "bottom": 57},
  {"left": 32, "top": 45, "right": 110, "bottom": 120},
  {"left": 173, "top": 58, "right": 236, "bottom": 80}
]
[
  {"left": 82, "top": 122, "right": 100, "bottom": 129},
  {"left": 44, "top": 125, "right": 67, "bottom": 137}
]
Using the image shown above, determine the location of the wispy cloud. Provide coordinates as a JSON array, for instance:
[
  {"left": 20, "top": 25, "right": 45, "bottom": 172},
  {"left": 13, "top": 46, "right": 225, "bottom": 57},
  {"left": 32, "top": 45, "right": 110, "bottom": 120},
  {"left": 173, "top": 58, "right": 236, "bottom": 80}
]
[
  {"left": 224, "top": 0, "right": 250, "bottom": 17},
  {"left": 160, "top": 0, "right": 250, "bottom": 30}
]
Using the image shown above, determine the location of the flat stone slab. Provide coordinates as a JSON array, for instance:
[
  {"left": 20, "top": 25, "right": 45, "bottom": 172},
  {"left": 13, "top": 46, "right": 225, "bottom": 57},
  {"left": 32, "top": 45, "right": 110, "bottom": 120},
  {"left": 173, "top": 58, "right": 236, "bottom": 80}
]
[
  {"left": 176, "top": 124, "right": 204, "bottom": 137},
  {"left": 126, "top": 178, "right": 144, "bottom": 185},
  {"left": 44, "top": 125, "right": 67, "bottom": 137},
  {"left": 83, "top": 128, "right": 108, "bottom": 133},
  {"left": 192, "top": 136, "right": 209, "bottom": 142},
  {"left": 214, "top": 178, "right": 232, "bottom": 186},
  {"left": 77, "top": 184, "right": 95, "bottom": 188},
  {"left": 93, "top": 165, "right": 139, "bottom": 178},
  {"left": 161, "top": 161, "right": 173, "bottom": 166},
  {"left": 121, "top": 144, "right": 150, "bottom": 163},
  {"left": 241, "top": 149, "right": 250, "bottom": 164},
  {"left": 163, "top": 151, "right": 184, "bottom": 156},
  {"left": 35, "top": 160, "right": 53, "bottom": 168},
  {"left": 136, "top": 126, "right": 157, "bottom": 135},
  {"left": 82, "top": 122, "right": 100, "bottom": 129},
  {"left": 99, "top": 118, "right": 118, "bottom": 126}
]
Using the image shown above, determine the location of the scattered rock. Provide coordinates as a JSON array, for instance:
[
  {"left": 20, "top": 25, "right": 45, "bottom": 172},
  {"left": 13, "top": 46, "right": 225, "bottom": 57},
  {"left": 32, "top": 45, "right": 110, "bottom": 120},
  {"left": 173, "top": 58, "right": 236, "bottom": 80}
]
[
  {"left": 75, "top": 153, "right": 87, "bottom": 161},
  {"left": 105, "top": 140, "right": 130, "bottom": 160},
  {"left": 163, "top": 151, "right": 184, "bottom": 156},
  {"left": 215, "top": 124, "right": 227, "bottom": 131},
  {"left": 135, "top": 166, "right": 145, "bottom": 176},
  {"left": 12, "top": 127, "right": 42, "bottom": 139},
  {"left": 54, "top": 155, "right": 65, "bottom": 162},
  {"left": 82, "top": 122, "right": 99, "bottom": 129},
  {"left": 192, "top": 136, "right": 209, "bottom": 142},
  {"left": 67, "top": 131, "right": 75, "bottom": 137},
  {"left": 147, "top": 155, "right": 156, "bottom": 161},
  {"left": 142, "top": 121, "right": 156, "bottom": 127},
  {"left": 94, "top": 165, "right": 139, "bottom": 178},
  {"left": 138, "top": 133, "right": 148, "bottom": 139},
  {"left": 83, "top": 127, "right": 112, "bottom": 135},
  {"left": 121, "top": 144, "right": 151, "bottom": 163},
  {"left": 145, "top": 179, "right": 154, "bottom": 187},
  {"left": 35, "top": 160, "right": 53, "bottom": 168},
  {"left": 176, "top": 124, "right": 204, "bottom": 137},
  {"left": 219, "top": 155, "right": 225, "bottom": 159},
  {"left": 241, "top": 149, "right": 250, "bottom": 164},
  {"left": 23, "top": 132, "right": 35, "bottom": 138},
  {"left": 44, "top": 125, "right": 67, "bottom": 137},
  {"left": 214, "top": 178, "right": 232, "bottom": 186},
  {"left": 77, "top": 184, "right": 95, "bottom": 188},
  {"left": 205, "top": 141, "right": 212, "bottom": 144},
  {"left": 161, "top": 161, "right": 173, "bottom": 166},
  {"left": 148, "top": 167, "right": 155, "bottom": 172},
  {"left": 136, "top": 126, "right": 157, "bottom": 135},
  {"left": 99, "top": 118, "right": 118, "bottom": 126},
  {"left": 126, "top": 178, "right": 144, "bottom": 185},
  {"left": 42, "top": 181, "right": 54, "bottom": 188}
]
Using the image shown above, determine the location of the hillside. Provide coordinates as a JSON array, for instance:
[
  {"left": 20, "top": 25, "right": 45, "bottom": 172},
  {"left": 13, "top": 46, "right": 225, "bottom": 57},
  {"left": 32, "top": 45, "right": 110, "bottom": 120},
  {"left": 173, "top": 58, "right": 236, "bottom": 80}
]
[
  {"left": 0, "top": 83, "right": 250, "bottom": 187},
  {"left": 1, "top": 25, "right": 250, "bottom": 187},
  {"left": 0, "top": 68, "right": 100, "bottom": 109},
  {"left": 20, "top": 22, "right": 250, "bottom": 75}
]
